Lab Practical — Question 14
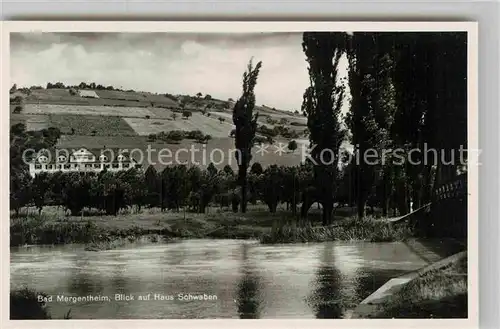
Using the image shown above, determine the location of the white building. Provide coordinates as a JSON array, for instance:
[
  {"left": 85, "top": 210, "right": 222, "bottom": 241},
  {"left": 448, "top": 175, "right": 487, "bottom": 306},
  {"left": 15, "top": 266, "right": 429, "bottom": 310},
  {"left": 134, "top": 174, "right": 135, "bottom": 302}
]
[{"left": 28, "top": 147, "right": 141, "bottom": 177}]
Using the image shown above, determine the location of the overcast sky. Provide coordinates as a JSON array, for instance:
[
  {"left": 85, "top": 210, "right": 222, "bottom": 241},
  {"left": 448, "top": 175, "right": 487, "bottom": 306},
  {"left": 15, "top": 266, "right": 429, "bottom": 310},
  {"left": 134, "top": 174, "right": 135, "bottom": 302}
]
[{"left": 10, "top": 32, "right": 340, "bottom": 111}]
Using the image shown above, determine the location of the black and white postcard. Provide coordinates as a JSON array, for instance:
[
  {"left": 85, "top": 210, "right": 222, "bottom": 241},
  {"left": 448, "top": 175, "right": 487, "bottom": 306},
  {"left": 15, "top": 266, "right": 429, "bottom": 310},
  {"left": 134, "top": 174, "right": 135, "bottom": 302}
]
[{"left": 1, "top": 21, "right": 478, "bottom": 329}]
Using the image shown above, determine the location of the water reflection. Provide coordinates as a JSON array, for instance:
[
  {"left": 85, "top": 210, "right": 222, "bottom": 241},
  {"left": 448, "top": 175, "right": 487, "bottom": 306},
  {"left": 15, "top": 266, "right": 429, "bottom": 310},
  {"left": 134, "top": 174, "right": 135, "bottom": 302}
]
[
  {"left": 353, "top": 267, "right": 404, "bottom": 303},
  {"left": 67, "top": 255, "right": 104, "bottom": 296},
  {"left": 308, "top": 243, "right": 344, "bottom": 319},
  {"left": 109, "top": 253, "right": 128, "bottom": 294},
  {"left": 236, "top": 244, "right": 262, "bottom": 319},
  {"left": 11, "top": 240, "right": 427, "bottom": 319}
]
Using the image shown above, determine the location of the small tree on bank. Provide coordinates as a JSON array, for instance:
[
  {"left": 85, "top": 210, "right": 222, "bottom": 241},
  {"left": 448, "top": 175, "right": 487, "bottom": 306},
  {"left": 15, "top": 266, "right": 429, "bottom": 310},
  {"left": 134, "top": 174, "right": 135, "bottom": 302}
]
[{"left": 232, "top": 59, "right": 263, "bottom": 213}]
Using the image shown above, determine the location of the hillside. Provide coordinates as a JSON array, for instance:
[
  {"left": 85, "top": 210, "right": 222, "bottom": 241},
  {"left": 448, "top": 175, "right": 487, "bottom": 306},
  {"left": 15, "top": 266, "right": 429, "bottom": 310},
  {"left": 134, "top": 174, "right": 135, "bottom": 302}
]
[{"left": 10, "top": 87, "right": 309, "bottom": 169}]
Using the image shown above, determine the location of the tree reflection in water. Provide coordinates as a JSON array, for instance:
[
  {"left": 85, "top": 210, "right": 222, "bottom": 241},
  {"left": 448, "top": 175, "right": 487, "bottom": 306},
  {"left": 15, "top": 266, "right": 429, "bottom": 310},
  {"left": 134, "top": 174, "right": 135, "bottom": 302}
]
[
  {"left": 67, "top": 255, "right": 104, "bottom": 296},
  {"left": 235, "top": 243, "right": 262, "bottom": 319},
  {"left": 307, "top": 243, "right": 344, "bottom": 319}
]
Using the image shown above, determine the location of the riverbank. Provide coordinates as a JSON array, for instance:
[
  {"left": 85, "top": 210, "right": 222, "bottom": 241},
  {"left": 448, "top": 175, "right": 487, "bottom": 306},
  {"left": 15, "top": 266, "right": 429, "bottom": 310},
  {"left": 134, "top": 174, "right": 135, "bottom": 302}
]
[
  {"left": 10, "top": 206, "right": 415, "bottom": 249},
  {"left": 10, "top": 287, "right": 71, "bottom": 319},
  {"left": 348, "top": 250, "right": 468, "bottom": 319}
]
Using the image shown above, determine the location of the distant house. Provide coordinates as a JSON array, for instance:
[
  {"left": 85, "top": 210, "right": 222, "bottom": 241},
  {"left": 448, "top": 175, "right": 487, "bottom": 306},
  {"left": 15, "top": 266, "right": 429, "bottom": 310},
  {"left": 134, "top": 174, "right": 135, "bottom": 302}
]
[
  {"left": 77, "top": 90, "right": 100, "bottom": 99},
  {"left": 28, "top": 147, "right": 141, "bottom": 177}
]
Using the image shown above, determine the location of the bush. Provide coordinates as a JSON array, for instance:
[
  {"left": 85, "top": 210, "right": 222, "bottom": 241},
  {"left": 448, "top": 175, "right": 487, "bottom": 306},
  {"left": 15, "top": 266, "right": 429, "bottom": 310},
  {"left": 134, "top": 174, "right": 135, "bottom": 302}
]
[
  {"left": 164, "top": 130, "right": 185, "bottom": 142},
  {"left": 13, "top": 105, "right": 23, "bottom": 114},
  {"left": 10, "top": 288, "right": 51, "bottom": 319},
  {"left": 254, "top": 135, "right": 267, "bottom": 144},
  {"left": 257, "top": 125, "right": 278, "bottom": 137},
  {"left": 288, "top": 140, "right": 298, "bottom": 152},
  {"left": 186, "top": 130, "right": 205, "bottom": 140},
  {"left": 182, "top": 111, "right": 192, "bottom": 119},
  {"left": 10, "top": 96, "right": 23, "bottom": 105}
]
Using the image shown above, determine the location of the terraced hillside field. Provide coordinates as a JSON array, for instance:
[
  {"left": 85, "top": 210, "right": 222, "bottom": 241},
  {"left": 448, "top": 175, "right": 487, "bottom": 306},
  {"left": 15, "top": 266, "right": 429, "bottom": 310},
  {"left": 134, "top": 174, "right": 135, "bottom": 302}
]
[
  {"left": 24, "top": 88, "right": 180, "bottom": 109},
  {"left": 48, "top": 114, "right": 137, "bottom": 136},
  {"left": 24, "top": 104, "right": 156, "bottom": 118},
  {"left": 10, "top": 114, "right": 50, "bottom": 131},
  {"left": 124, "top": 113, "right": 235, "bottom": 138}
]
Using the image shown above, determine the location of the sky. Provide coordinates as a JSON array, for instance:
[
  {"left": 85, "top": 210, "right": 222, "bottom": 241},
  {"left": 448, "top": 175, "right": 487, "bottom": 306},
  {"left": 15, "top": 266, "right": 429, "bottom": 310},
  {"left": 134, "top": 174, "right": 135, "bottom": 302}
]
[{"left": 10, "top": 32, "right": 343, "bottom": 112}]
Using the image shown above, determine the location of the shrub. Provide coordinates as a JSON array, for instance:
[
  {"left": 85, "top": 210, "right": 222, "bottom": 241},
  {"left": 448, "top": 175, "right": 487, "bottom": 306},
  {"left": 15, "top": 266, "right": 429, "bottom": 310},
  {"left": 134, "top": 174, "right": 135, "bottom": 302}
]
[
  {"left": 13, "top": 105, "right": 23, "bottom": 114},
  {"left": 254, "top": 135, "right": 267, "bottom": 144},
  {"left": 10, "top": 288, "right": 51, "bottom": 319},
  {"left": 10, "top": 96, "right": 23, "bottom": 105},
  {"left": 182, "top": 111, "right": 192, "bottom": 119},
  {"left": 166, "top": 130, "right": 185, "bottom": 142},
  {"left": 288, "top": 140, "right": 298, "bottom": 152},
  {"left": 250, "top": 162, "right": 263, "bottom": 175},
  {"left": 147, "top": 133, "right": 157, "bottom": 142},
  {"left": 186, "top": 130, "right": 204, "bottom": 140},
  {"left": 257, "top": 125, "right": 278, "bottom": 137}
]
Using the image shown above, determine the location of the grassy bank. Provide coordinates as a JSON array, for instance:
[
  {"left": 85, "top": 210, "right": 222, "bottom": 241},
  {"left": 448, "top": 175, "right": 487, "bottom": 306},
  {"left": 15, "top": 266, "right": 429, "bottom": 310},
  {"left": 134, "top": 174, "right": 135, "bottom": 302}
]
[
  {"left": 10, "top": 288, "right": 71, "bottom": 320},
  {"left": 10, "top": 206, "right": 414, "bottom": 249},
  {"left": 260, "top": 217, "right": 414, "bottom": 244},
  {"left": 373, "top": 253, "right": 468, "bottom": 318}
]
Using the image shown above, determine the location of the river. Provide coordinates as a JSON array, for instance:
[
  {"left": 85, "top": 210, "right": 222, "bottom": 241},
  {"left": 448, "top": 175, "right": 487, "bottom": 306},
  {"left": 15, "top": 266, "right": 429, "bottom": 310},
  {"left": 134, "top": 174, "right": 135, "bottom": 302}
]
[{"left": 10, "top": 239, "right": 428, "bottom": 319}]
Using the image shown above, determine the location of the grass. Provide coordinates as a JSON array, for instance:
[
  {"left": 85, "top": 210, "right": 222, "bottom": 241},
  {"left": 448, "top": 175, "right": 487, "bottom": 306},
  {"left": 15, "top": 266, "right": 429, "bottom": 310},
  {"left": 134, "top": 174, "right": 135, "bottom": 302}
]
[
  {"left": 48, "top": 114, "right": 138, "bottom": 136},
  {"left": 10, "top": 288, "right": 72, "bottom": 320},
  {"left": 25, "top": 88, "right": 178, "bottom": 109},
  {"left": 259, "top": 216, "right": 415, "bottom": 244},
  {"left": 124, "top": 112, "right": 235, "bottom": 137},
  {"left": 24, "top": 103, "right": 156, "bottom": 118},
  {"left": 9, "top": 213, "right": 165, "bottom": 247},
  {"left": 373, "top": 253, "right": 468, "bottom": 318},
  {"left": 11, "top": 206, "right": 413, "bottom": 249}
]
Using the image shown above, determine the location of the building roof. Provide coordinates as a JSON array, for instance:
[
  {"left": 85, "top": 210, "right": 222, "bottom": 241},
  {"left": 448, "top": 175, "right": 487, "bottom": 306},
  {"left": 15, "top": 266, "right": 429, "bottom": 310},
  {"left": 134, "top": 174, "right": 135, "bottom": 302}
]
[{"left": 78, "top": 90, "right": 100, "bottom": 98}]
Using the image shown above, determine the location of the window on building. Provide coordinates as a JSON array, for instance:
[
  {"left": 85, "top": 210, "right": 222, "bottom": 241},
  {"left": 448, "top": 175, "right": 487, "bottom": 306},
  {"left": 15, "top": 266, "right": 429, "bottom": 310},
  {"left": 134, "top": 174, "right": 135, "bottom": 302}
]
[
  {"left": 112, "top": 163, "right": 119, "bottom": 168},
  {"left": 64, "top": 164, "right": 71, "bottom": 169},
  {"left": 56, "top": 165, "right": 62, "bottom": 169},
  {"left": 35, "top": 164, "right": 42, "bottom": 169},
  {"left": 85, "top": 164, "right": 92, "bottom": 168},
  {"left": 94, "top": 164, "right": 101, "bottom": 169}
]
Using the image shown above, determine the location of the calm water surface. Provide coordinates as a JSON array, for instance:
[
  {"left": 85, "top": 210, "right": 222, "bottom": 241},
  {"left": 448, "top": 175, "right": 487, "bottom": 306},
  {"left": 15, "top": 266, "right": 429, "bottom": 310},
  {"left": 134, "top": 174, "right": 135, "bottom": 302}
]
[{"left": 10, "top": 239, "right": 427, "bottom": 319}]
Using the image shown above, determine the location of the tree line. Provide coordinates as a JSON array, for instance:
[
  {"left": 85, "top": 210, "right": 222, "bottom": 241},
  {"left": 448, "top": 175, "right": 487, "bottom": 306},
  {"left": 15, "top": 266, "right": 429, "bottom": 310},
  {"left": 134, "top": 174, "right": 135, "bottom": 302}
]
[{"left": 230, "top": 32, "right": 467, "bottom": 225}]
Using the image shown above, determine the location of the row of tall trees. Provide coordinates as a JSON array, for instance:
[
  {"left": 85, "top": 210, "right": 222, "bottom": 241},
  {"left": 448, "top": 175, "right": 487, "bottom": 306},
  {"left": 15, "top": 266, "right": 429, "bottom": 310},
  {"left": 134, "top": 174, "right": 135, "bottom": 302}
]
[{"left": 299, "top": 31, "right": 467, "bottom": 222}]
